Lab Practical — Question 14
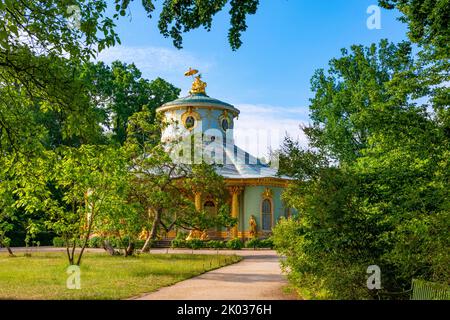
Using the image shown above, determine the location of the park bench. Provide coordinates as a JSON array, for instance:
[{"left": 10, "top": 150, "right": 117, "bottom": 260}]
[
  {"left": 410, "top": 279, "right": 449, "bottom": 300},
  {"left": 377, "top": 279, "right": 449, "bottom": 300}
]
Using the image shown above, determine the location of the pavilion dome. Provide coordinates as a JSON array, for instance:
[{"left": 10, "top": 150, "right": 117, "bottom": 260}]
[
  {"left": 157, "top": 92, "right": 240, "bottom": 116},
  {"left": 156, "top": 69, "right": 292, "bottom": 182}
]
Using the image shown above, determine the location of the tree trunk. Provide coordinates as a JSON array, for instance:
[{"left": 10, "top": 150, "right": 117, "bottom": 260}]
[
  {"left": 103, "top": 240, "right": 118, "bottom": 256},
  {"left": 66, "top": 243, "right": 74, "bottom": 265},
  {"left": 125, "top": 242, "right": 135, "bottom": 257},
  {"left": 141, "top": 208, "right": 162, "bottom": 252},
  {"left": 0, "top": 235, "right": 14, "bottom": 256},
  {"left": 5, "top": 245, "right": 14, "bottom": 256}
]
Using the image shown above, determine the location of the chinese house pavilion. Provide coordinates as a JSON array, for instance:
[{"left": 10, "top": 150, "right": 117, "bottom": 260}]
[{"left": 156, "top": 69, "right": 293, "bottom": 239}]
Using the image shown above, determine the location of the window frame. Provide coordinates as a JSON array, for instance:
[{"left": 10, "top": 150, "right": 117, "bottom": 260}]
[{"left": 260, "top": 197, "right": 273, "bottom": 232}]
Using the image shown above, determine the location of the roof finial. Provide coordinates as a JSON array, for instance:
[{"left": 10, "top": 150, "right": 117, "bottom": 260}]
[{"left": 185, "top": 67, "right": 207, "bottom": 95}]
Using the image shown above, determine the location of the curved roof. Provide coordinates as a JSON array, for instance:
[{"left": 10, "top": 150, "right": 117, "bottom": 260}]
[
  {"left": 215, "top": 144, "right": 293, "bottom": 181},
  {"left": 157, "top": 93, "right": 240, "bottom": 115}
]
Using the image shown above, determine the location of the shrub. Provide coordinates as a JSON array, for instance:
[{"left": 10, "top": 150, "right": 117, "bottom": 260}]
[
  {"left": 171, "top": 239, "right": 187, "bottom": 248},
  {"left": 260, "top": 238, "right": 274, "bottom": 249},
  {"left": 52, "top": 237, "right": 65, "bottom": 247},
  {"left": 226, "top": 238, "right": 243, "bottom": 250},
  {"left": 88, "top": 236, "right": 103, "bottom": 248},
  {"left": 104, "top": 237, "right": 122, "bottom": 248},
  {"left": 186, "top": 239, "right": 204, "bottom": 250},
  {"left": 9, "top": 231, "right": 56, "bottom": 247},
  {"left": 53, "top": 237, "right": 86, "bottom": 248},
  {"left": 135, "top": 240, "right": 146, "bottom": 248},
  {"left": 245, "top": 238, "right": 274, "bottom": 249},
  {"left": 245, "top": 238, "right": 261, "bottom": 248},
  {"left": 207, "top": 240, "right": 226, "bottom": 249}
]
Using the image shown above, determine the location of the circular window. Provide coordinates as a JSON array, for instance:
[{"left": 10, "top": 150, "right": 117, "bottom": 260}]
[
  {"left": 185, "top": 116, "right": 195, "bottom": 129},
  {"left": 221, "top": 118, "right": 229, "bottom": 131}
]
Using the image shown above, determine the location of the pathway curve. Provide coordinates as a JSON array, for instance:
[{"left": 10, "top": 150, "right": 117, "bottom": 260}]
[{"left": 133, "top": 250, "right": 296, "bottom": 300}]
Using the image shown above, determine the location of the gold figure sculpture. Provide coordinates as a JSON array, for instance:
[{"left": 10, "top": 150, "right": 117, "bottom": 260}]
[
  {"left": 249, "top": 215, "right": 257, "bottom": 238},
  {"left": 200, "top": 230, "right": 209, "bottom": 241},
  {"left": 185, "top": 67, "right": 207, "bottom": 94},
  {"left": 186, "top": 229, "right": 208, "bottom": 241}
]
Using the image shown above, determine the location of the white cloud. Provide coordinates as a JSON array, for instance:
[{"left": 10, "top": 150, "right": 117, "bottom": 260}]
[
  {"left": 96, "top": 45, "right": 213, "bottom": 91},
  {"left": 232, "top": 104, "right": 310, "bottom": 158}
]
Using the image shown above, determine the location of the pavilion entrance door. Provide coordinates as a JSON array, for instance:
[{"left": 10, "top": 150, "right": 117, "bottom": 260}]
[{"left": 203, "top": 200, "right": 218, "bottom": 238}]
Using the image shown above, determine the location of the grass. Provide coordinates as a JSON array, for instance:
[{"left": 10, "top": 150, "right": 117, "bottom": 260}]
[{"left": 0, "top": 251, "right": 242, "bottom": 299}]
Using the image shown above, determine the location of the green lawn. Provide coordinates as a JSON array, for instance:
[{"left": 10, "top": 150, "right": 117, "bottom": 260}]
[{"left": 0, "top": 252, "right": 241, "bottom": 299}]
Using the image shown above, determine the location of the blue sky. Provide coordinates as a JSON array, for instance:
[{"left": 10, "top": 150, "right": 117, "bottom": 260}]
[{"left": 97, "top": 0, "right": 409, "bottom": 155}]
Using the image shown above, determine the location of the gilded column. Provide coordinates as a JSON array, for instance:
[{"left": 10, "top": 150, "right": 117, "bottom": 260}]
[
  {"left": 229, "top": 186, "right": 243, "bottom": 238},
  {"left": 194, "top": 191, "right": 202, "bottom": 211}
]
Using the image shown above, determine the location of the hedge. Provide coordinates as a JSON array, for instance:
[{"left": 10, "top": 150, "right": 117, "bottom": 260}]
[
  {"left": 7, "top": 231, "right": 56, "bottom": 247},
  {"left": 53, "top": 236, "right": 147, "bottom": 249}
]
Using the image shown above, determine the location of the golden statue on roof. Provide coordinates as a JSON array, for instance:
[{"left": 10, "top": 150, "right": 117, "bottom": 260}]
[{"left": 185, "top": 67, "right": 207, "bottom": 95}]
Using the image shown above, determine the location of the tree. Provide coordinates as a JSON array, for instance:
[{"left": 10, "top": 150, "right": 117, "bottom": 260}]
[
  {"left": 81, "top": 61, "right": 180, "bottom": 145},
  {"left": 275, "top": 38, "right": 449, "bottom": 299},
  {"left": 379, "top": 0, "right": 450, "bottom": 57},
  {"left": 1, "top": 0, "right": 259, "bottom": 166},
  {"left": 0, "top": 175, "right": 16, "bottom": 256},
  {"left": 308, "top": 40, "right": 414, "bottom": 163},
  {"left": 1, "top": 0, "right": 259, "bottom": 64},
  {"left": 157, "top": 0, "right": 260, "bottom": 50},
  {"left": 277, "top": 135, "right": 329, "bottom": 180},
  {"left": 31, "top": 145, "right": 129, "bottom": 265}
]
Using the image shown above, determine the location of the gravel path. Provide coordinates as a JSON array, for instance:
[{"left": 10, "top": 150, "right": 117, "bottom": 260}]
[{"left": 133, "top": 250, "right": 296, "bottom": 300}]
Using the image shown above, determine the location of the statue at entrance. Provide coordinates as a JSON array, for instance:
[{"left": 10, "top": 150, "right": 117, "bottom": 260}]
[{"left": 249, "top": 215, "right": 257, "bottom": 238}]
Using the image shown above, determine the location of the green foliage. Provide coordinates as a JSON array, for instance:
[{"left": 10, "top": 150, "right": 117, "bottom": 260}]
[
  {"left": 244, "top": 238, "right": 273, "bottom": 249},
  {"left": 260, "top": 238, "right": 274, "bottom": 249},
  {"left": 207, "top": 240, "right": 227, "bottom": 249},
  {"left": 171, "top": 239, "right": 187, "bottom": 248},
  {"left": 82, "top": 61, "right": 180, "bottom": 145},
  {"left": 276, "top": 37, "right": 450, "bottom": 299},
  {"left": 308, "top": 40, "right": 414, "bottom": 163},
  {"left": 52, "top": 237, "right": 65, "bottom": 247},
  {"left": 186, "top": 239, "right": 205, "bottom": 250},
  {"left": 245, "top": 238, "right": 261, "bottom": 248},
  {"left": 278, "top": 136, "right": 329, "bottom": 180},
  {"left": 172, "top": 236, "right": 226, "bottom": 249},
  {"left": 226, "top": 238, "right": 243, "bottom": 250},
  {"left": 88, "top": 237, "right": 104, "bottom": 248},
  {"left": 52, "top": 237, "right": 83, "bottom": 248},
  {"left": 0, "top": 0, "right": 257, "bottom": 68},
  {"left": 157, "top": 0, "right": 259, "bottom": 50},
  {"left": 379, "top": 0, "right": 450, "bottom": 57}
]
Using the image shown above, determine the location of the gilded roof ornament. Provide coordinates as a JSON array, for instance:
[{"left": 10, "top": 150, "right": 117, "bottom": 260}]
[
  {"left": 262, "top": 188, "right": 273, "bottom": 199},
  {"left": 185, "top": 67, "right": 207, "bottom": 95}
]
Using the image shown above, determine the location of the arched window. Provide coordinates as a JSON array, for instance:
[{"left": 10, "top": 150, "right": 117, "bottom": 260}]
[
  {"left": 261, "top": 199, "right": 272, "bottom": 231},
  {"left": 185, "top": 116, "right": 195, "bottom": 129},
  {"left": 221, "top": 118, "right": 229, "bottom": 131},
  {"left": 204, "top": 201, "right": 216, "bottom": 215}
]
